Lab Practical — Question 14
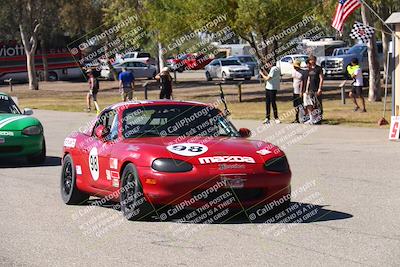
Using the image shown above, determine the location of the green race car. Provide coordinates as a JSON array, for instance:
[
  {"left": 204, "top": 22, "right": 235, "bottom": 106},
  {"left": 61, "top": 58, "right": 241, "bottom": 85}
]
[{"left": 0, "top": 92, "right": 46, "bottom": 163}]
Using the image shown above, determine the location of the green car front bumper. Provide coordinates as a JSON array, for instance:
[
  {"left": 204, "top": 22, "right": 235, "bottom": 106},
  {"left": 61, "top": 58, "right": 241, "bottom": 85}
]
[{"left": 0, "top": 130, "right": 44, "bottom": 158}]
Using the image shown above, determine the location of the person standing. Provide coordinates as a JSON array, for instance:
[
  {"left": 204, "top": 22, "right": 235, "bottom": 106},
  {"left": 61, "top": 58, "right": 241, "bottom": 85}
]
[
  {"left": 259, "top": 64, "right": 281, "bottom": 124},
  {"left": 155, "top": 67, "right": 173, "bottom": 99},
  {"left": 307, "top": 55, "right": 324, "bottom": 123},
  {"left": 292, "top": 60, "right": 304, "bottom": 123},
  {"left": 85, "top": 69, "right": 100, "bottom": 113},
  {"left": 348, "top": 58, "right": 366, "bottom": 112},
  {"left": 118, "top": 67, "right": 135, "bottom": 101}
]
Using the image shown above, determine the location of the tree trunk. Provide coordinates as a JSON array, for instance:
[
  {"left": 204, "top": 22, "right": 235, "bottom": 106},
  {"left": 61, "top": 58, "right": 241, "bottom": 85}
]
[
  {"left": 361, "top": 5, "right": 381, "bottom": 101},
  {"left": 158, "top": 41, "right": 164, "bottom": 72},
  {"left": 377, "top": 5, "right": 390, "bottom": 84},
  {"left": 103, "top": 43, "right": 118, "bottom": 80},
  {"left": 19, "top": 23, "right": 40, "bottom": 90},
  {"left": 41, "top": 39, "right": 49, "bottom": 81},
  {"left": 26, "top": 52, "right": 39, "bottom": 90}
]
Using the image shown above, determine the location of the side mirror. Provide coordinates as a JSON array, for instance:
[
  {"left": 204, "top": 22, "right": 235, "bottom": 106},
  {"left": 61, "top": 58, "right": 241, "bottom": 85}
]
[
  {"left": 23, "top": 108, "right": 33, "bottom": 115},
  {"left": 239, "top": 128, "right": 251, "bottom": 138},
  {"left": 94, "top": 125, "right": 109, "bottom": 140}
]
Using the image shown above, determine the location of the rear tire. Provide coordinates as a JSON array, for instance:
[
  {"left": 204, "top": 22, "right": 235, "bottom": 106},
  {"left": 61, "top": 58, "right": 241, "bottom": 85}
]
[
  {"left": 244, "top": 77, "right": 251, "bottom": 80},
  {"left": 27, "top": 139, "right": 46, "bottom": 164},
  {"left": 120, "top": 163, "right": 154, "bottom": 221},
  {"left": 60, "top": 154, "right": 89, "bottom": 205},
  {"left": 48, "top": 71, "right": 58, "bottom": 81},
  {"left": 205, "top": 71, "right": 212, "bottom": 81}
]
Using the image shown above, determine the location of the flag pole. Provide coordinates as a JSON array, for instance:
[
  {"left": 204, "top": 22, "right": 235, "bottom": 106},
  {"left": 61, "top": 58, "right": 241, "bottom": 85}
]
[{"left": 358, "top": 0, "right": 395, "bottom": 35}]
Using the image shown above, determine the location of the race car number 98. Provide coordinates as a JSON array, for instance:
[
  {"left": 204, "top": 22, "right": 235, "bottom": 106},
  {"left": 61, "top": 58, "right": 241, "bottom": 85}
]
[
  {"left": 89, "top": 147, "right": 99, "bottom": 181},
  {"left": 166, "top": 143, "right": 208, "bottom": 156}
]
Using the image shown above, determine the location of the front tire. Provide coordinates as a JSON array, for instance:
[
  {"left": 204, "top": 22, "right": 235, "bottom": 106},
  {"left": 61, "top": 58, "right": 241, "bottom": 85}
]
[
  {"left": 120, "top": 163, "right": 154, "bottom": 221},
  {"left": 222, "top": 72, "right": 228, "bottom": 81},
  {"left": 60, "top": 154, "right": 89, "bottom": 205}
]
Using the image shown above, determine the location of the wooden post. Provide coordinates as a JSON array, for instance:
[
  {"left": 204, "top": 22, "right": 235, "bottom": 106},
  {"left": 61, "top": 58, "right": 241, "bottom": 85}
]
[
  {"left": 237, "top": 82, "right": 243, "bottom": 102},
  {"left": 339, "top": 80, "right": 346, "bottom": 105},
  {"left": 143, "top": 82, "right": 149, "bottom": 100},
  {"left": 4, "top": 79, "right": 13, "bottom": 92}
]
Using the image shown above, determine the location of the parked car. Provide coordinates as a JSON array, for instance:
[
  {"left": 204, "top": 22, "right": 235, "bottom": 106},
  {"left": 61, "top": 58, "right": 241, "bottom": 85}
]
[
  {"left": 122, "top": 51, "right": 156, "bottom": 65},
  {"left": 167, "top": 53, "right": 213, "bottom": 72},
  {"left": 205, "top": 58, "right": 252, "bottom": 81},
  {"left": 227, "top": 55, "right": 258, "bottom": 75},
  {"left": 100, "top": 60, "right": 157, "bottom": 80},
  {"left": 321, "top": 42, "right": 384, "bottom": 77},
  {"left": 276, "top": 54, "right": 308, "bottom": 76}
]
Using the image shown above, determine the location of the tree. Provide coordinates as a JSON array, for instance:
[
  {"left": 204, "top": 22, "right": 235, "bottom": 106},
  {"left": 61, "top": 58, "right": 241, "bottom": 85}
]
[
  {"left": 371, "top": 0, "right": 400, "bottom": 86},
  {"left": 0, "top": 0, "right": 63, "bottom": 89},
  {"left": 361, "top": 4, "right": 381, "bottom": 101},
  {"left": 16, "top": 0, "right": 45, "bottom": 90}
]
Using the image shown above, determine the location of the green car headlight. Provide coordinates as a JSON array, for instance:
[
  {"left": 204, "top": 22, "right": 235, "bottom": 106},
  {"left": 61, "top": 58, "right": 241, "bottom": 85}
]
[
  {"left": 152, "top": 158, "right": 193, "bottom": 173},
  {"left": 22, "top": 125, "right": 42, "bottom": 136},
  {"left": 264, "top": 156, "right": 290, "bottom": 172}
]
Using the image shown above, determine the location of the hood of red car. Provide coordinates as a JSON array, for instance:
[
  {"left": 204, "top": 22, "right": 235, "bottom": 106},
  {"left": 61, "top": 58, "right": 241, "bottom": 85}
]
[{"left": 120, "top": 136, "right": 282, "bottom": 165}]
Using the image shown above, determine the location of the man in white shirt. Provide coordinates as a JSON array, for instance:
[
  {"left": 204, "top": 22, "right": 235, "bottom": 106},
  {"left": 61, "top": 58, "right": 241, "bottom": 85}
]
[
  {"left": 348, "top": 58, "right": 366, "bottom": 112},
  {"left": 259, "top": 64, "right": 281, "bottom": 124}
]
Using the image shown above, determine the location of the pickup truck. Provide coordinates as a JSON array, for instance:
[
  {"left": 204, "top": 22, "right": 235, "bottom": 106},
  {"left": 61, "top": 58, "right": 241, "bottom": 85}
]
[
  {"left": 121, "top": 51, "right": 156, "bottom": 65},
  {"left": 321, "top": 42, "right": 383, "bottom": 77}
]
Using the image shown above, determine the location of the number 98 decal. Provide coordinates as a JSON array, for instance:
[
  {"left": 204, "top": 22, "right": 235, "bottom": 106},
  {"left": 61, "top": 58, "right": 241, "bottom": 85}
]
[
  {"left": 166, "top": 143, "right": 208, "bottom": 156},
  {"left": 89, "top": 147, "right": 99, "bottom": 181}
]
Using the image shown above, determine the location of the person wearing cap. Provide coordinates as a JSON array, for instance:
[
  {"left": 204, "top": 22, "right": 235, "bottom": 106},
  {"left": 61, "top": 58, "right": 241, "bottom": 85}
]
[
  {"left": 155, "top": 67, "right": 173, "bottom": 99},
  {"left": 119, "top": 67, "right": 135, "bottom": 101},
  {"left": 292, "top": 60, "right": 304, "bottom": 123},
  {"left": 85, "top": 69, "right": 100, "bottom": 113}
]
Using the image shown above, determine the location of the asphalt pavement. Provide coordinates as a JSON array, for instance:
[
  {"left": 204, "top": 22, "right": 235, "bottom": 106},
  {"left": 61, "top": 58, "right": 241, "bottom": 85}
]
[{"left": 1, "top": 109, "right": 399, "bottom": 266}]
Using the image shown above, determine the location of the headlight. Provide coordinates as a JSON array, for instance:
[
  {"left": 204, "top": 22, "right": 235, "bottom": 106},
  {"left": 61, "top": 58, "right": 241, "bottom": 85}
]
[
  {"left": 152, "top": 158, "right": 193, "bottom": 173},
  {"left": 264, "top": 156, "right": 290, "bottom": 172},
  {"left": 22, "top": 125, "right": 42, "bottom": 136}
]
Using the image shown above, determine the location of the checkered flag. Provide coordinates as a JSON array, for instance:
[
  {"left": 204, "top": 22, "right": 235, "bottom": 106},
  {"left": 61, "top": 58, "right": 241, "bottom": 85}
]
[{"left": 350, "top": 22, "right": 374, "bottom": 43}]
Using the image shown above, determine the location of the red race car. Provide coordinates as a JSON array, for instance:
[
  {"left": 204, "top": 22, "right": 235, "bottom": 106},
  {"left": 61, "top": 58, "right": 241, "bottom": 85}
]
[
  {"left": 60, "top": 100, "right": 291, "bottom": 221},
  {"left": 166, "top": 53, "right": 213, "bottom": 72}
]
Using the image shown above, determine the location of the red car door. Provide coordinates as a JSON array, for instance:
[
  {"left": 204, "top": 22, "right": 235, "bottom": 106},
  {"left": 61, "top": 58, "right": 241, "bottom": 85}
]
[{"left": 82, "top": 109, "right": 119, "bottom": 192}]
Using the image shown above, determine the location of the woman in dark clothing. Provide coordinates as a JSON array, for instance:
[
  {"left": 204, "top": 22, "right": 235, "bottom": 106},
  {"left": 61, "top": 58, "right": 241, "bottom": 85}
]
[{"left": 155, "top": 67, "right": 173, "bottom": 99}]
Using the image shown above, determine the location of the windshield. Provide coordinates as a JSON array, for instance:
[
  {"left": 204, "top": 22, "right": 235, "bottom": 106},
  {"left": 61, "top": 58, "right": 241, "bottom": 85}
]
[
  {"left": 0, "top": 95, "right": 21, "bottom": 114},
  {"left": 237, "top": 57, "right": 256, "bottom": 63},
  {"left": 221, "top": 60, "right": 242, "bottom": 66},
  {"left": 347, "top": 46, "right": 365, "bottom": 55},
  {"left": 122, "top": 105, "right": 240, "bottom": 138},
  {"left": 294, "top": 56, "right": 308, "bottom": 62}
]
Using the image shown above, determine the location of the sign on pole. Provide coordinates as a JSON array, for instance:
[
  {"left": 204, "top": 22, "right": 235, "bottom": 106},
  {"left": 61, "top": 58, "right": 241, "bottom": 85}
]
[{"left": 389, "top": 116, "right": 400, "bottom": 140}]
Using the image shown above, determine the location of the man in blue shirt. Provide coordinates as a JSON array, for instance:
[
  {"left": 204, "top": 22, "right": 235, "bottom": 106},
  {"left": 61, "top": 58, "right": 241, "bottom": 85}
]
[{"left": 118, "top": 67, "right": 135, "bottom": 101}]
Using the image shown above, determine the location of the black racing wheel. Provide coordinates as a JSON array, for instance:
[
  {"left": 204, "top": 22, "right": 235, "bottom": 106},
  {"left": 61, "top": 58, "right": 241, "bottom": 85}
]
[
  {"left": 120, "top": 163, "right": 155, "bottom": 221},
  {"left": 60, "top": 154, "right": 89, "bottom": 205}
]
